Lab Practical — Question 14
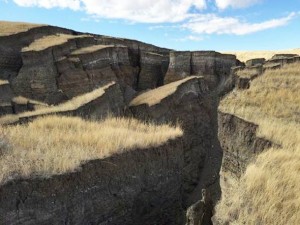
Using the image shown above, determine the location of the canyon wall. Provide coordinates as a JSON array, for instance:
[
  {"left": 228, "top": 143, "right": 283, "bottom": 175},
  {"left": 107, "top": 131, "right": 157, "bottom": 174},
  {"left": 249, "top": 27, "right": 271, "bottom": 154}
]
[
  {"left": 0, "top": 22, "right": 242, "bottom": 225},
  {"left": 0, "top": 139, "right": 185, "bottom": 225}
]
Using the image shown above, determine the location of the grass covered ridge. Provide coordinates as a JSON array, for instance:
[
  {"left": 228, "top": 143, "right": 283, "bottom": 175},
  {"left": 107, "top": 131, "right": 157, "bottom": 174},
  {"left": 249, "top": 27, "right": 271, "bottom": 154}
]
[
  {"left": 0, "top": 21, "right": 44, "bottom": 36},
  {"left": 130, "top": 76, "right": 200, "bottom": 107},
  {"left": 0, "top": 115, "right": 182, "bottom": 185},
  {"left": 22, "top": 34, "right": 91, "bottom": 52},
  {"left": 216, "top": 63, "right": 300, "bottom": 224}
]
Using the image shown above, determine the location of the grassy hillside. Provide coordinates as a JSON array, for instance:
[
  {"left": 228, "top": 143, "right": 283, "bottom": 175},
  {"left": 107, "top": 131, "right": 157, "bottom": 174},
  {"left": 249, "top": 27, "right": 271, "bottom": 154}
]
[
  {"left": 217, "top": 63, "right": 300, "bottom": 224},
  {"left": 224, "top": 49, "right": 300, "bottom": 62},
  {"left": 0, "top": 115, "right": 182, "bottom": 185}
]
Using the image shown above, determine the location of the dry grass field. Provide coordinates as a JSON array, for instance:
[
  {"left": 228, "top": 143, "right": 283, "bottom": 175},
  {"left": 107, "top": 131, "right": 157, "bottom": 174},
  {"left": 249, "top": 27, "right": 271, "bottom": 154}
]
[
  {"left": 0, "top": 82, "right": 114, "bottom": 124},
  {"left": 217, "top": 63, "right": 300, "bottom": 224},
  {"left": 130, "top": 76, "right": 199, "bottom": 107},
  {"left": 0, "top": 21, "right": 44, "bottom": 36},
  {"left": 22, "top": 34, "right": 90, "bottom": 52},
  {"left": 0, "top": 115, "right": 182, "bottom": 185},
  {"left": 224, "top": 49, "right": 300, "bottom": 62}
]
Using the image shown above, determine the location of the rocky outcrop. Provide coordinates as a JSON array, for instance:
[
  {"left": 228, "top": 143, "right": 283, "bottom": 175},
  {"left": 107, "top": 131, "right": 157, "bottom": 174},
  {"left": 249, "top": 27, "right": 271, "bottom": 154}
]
[
  {"left": 218, "top": 112, "right": 277, "bottom": 180},
  {"left": 186, "top": 189, "right": 213, "bottom": 225},
  {"left": 232, "top": 54, "right": 300, "bottom": 90},
  {"left": 138, "top": 52, "right": 169, "bottom": 90},
  {"left": 0, "top": 82, "right": 14, "bottom": 115},
  {"left": 164, "top": 51, "right": 192, "bottom": 83},
  {"left": 0, "top": 139, "right": 185, "bottom": 225},
  {"left": 165, "top": 51, "right": 237, "bottom": 89},
  {"left": 1, "top": 82, "right": 126, "bottom": 125},
  {"left": 216, "top": 112, "right": 279, "bottom": 224},
  {"left": 245, "top": 58, "right": 265, "bottom": 67}
]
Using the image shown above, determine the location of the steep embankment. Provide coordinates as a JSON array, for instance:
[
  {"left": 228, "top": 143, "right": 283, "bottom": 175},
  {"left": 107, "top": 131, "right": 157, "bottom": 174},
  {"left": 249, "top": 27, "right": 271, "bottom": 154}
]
[
  {"left": 215, "top": 62, "right": 300, "bottom": 224},
  {"left": 129, "top": 76, "right": 223, "bottom": 209},
  {"left": 0, "top": 116, "right": 184, "bottom": 225}
]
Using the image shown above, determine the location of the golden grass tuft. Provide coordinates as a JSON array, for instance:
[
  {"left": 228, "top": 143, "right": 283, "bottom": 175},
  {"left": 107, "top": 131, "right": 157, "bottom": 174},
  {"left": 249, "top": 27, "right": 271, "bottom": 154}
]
[
  {"left": 216, "top": 62, "right": 300, "bottom": 224},
  {"left": 224, "top": 49, "right": 300, "bottom": 62},
  {"left": 0, "top": 21, "right": 44, "bottom": 36},
  {"left": 130, "top": 76, "right": 199, "bottom": 107},
  {"left": 0, "top": 115, "right": 182, "bottom": 185},
  {"left": 22, "top": 34, "right": 91, "bottom": 52}
]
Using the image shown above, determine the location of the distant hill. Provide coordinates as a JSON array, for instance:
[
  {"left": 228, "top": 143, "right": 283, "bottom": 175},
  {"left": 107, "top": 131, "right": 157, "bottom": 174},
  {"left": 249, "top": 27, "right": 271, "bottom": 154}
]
[{"left": 224, "top": 49, "right": 300, "bottom": 62}]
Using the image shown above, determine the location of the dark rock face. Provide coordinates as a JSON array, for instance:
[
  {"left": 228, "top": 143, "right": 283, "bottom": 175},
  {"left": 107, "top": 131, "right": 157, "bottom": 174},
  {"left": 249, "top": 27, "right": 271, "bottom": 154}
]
[
  {"left": 129, "top": 78, "right": 220, "bottom": 207},
  {"left": 186, "top": 189, "right": 213, "bottom": 225},
  {"left": 0, "top": 47, "right": 22, "bottom": 81},
  {"left": 164, "top": 51, "right": 192, "bottom": 83},
  {"left": 271, "top": 54, "right": 299, "bottom": 59},
  {"left": 245, "top": 58, "right": 265, "bottom": 67},
  {"left": 0, "top": 140, "right": 185, "bottom": 225},
  {"left": 138, "top": 52, "right": 168, "bottom": 90},
  {"left": 165, "top": 51, "right": 237, "bottom": 89},
  {"left": 218, "top": 112, "right": 276, "bottom": 180},
  {"left": 215, "top": 112, "right": 280, "bottom": 225},
  {"left": 0, "top": 83, "right": 14, "bottom": 115}
]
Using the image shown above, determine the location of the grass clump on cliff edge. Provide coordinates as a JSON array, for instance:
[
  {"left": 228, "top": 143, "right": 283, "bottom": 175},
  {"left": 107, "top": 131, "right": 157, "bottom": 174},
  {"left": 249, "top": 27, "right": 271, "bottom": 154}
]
[
  {"left": 0, "top": 115, "right": 182, "bottom": 185},
  {"left": 130, "top": 76, "right": 199, "bottom": 107},
  {"left": 22, "top": 33, "right": 91, "bottom": 52},
  {"left": 216, "top": 62, "right": 300, "bottom": 224}
]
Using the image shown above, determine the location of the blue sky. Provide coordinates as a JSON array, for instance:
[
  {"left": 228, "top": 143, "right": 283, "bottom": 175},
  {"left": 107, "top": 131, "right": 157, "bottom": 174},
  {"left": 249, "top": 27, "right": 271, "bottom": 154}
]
[{"left": 1, "top": 0, "right": 300, "bottom": 51}]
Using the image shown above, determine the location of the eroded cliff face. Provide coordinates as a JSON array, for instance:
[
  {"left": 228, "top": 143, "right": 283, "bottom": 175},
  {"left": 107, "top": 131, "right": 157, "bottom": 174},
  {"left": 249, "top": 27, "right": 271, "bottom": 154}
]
[
  {"left": 164, "top": 51, "right": 236, "bottom": 89},
  {"left": 213, "top": 112, "right": 279, "bottom": 225},
  {"left": 129, "top": 77, "right": 223, "bottom": 209},
  {"left": 0, "top": 22, "right": 242, "bottom": 225},
  {"left": 0, "top": 140, "right": 185, "bottom": 225}
]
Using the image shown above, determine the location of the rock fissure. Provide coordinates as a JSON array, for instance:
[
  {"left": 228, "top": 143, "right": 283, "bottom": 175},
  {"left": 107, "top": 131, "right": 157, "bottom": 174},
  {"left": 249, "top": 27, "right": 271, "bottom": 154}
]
[{"left": 0, "top": 22, "right": 254, "bottom": 225}]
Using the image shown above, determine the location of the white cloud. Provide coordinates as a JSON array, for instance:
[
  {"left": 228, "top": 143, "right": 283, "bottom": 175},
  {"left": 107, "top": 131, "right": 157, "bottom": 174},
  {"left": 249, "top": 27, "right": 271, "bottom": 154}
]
[
  {"left": 13, "top": 0, "right": 81, "bottom": 10},
  {"left": 182, "top": 12, "right": 296, "bottom": 35},
  {"left": 10, "top": 0, "right": 298, "bottom": 36},
  {"left": 13, "top": 0, "right": 206, "bottom": 23},
  {"left": 215, "top": 0, "right": 262, "bottom": 9},
  {"left": 177, "top": 35, "right": 204, "bottom": 42}
]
